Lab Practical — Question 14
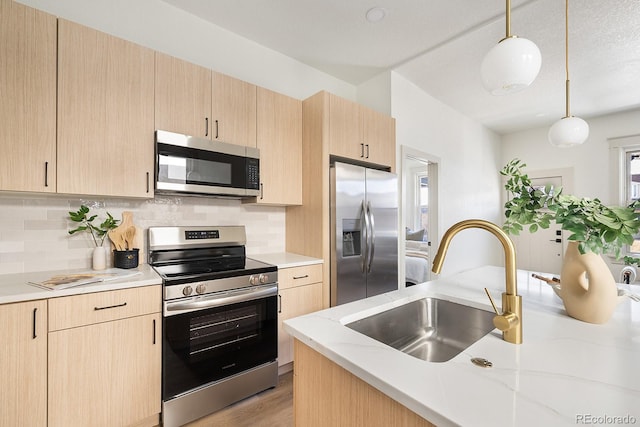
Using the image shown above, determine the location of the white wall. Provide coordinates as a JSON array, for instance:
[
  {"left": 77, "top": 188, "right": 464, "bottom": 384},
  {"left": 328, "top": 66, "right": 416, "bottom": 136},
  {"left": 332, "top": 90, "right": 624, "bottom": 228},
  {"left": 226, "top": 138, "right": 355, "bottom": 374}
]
[
  {"left": 391, "top": 72, "right": 505, "bottom": 275},
  {"left": 502, "top": 108, "right": 640, "bottom": 203},
  {"left": 501, "top": 108, "right": 640, "bottom": 279}
]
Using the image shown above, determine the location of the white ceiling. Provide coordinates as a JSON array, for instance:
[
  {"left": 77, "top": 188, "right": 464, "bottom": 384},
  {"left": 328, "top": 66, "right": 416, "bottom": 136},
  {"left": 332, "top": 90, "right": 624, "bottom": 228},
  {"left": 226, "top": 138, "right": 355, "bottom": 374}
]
[{"left": 160, "top": 0, "right": 640, "bottom": 134}]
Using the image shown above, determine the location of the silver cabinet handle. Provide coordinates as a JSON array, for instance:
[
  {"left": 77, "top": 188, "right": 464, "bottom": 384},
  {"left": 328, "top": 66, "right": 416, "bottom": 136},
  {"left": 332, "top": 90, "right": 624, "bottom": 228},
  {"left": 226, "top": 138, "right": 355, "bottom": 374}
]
[
  {"left": 146, "top": 172, "right": 150, "bottom": 193},
  {"left": 44, "top": 162, "right": 49, "bottom": 187},
  {"left": 293, "top": 275, "right": 309, "bottom": 280},
  {"left": 215, "top": 119, "right": 219, "bottom": 139},
  {"left": 205, "top": 117, "right": 209, "bottom": 137},
  {"left": 153, "top": 318, "right": 156, "bottom": 345},
  {"left": 278, "top": 294, "right": 282, "bottom": 313},
  {"left": 360, "top": 143, "right": 365, "bottom": 158},
  {"left": 365, "top": 144, "right": 370, "bottom": 159}
]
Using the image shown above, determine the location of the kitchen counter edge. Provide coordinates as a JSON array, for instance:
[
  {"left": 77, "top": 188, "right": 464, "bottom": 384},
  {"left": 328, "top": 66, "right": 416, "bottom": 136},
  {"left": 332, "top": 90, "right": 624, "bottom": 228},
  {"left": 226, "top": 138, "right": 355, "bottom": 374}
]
[{"left": 0, "top": 264, "right": 161, "bottom": 305}]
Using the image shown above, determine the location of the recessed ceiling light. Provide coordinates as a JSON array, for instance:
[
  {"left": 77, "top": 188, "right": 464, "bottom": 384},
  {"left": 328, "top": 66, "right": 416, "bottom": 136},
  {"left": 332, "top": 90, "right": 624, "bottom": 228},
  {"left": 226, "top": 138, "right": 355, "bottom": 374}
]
[{"left": 366, "top": 7, "right": 387, "bottom": 23}]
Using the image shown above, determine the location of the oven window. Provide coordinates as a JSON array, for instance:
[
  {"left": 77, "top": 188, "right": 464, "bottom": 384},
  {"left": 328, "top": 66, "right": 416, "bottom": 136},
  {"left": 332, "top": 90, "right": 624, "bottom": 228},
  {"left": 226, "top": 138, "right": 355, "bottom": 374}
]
[{"left": 162, "top": 294, "right": 277, "bottom": 400}]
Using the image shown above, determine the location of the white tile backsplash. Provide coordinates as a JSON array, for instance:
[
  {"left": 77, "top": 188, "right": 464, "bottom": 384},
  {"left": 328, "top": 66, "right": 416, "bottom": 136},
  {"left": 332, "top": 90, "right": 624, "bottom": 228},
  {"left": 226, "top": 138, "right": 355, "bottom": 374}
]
[{"left": 0, "top": 194, "right": 285, "bottom": 275}]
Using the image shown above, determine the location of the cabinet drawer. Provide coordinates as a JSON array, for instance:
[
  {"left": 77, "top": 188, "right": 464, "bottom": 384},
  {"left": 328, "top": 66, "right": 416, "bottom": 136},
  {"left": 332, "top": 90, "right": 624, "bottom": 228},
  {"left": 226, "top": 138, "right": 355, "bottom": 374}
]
[
  {"left": 279, "top": 264, "right": 323, "bottom": 290},
  {"left": 48, "top": 285, "right": 161, "bottom": 331}
]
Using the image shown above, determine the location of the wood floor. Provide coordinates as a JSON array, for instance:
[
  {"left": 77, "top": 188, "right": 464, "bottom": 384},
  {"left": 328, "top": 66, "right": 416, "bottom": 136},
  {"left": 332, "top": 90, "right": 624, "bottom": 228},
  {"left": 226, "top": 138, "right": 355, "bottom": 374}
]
[{"left": 184, "top": 371, "right": 293, "bottom": 427}]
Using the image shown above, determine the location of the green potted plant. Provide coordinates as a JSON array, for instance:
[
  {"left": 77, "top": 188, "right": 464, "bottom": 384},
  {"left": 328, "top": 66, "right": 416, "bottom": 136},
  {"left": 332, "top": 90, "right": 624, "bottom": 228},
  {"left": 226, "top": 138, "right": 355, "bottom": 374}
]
[
  {"left": 68, "top": 205, "right": 119, "bottom": 270},
  {"left": 501, "top": 159, "right": 640, "bottom": 323}
]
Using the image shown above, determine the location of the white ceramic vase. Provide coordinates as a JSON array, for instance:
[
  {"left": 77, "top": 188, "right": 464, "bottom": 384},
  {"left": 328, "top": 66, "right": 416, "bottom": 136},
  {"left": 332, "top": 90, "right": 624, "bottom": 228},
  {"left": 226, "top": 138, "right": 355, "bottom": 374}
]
[
  {"left": 559, "top": 241, "right": 620, "bottom": 324},
  {"left": 92, "top": 246, "right": 107, "bottom": 270}
]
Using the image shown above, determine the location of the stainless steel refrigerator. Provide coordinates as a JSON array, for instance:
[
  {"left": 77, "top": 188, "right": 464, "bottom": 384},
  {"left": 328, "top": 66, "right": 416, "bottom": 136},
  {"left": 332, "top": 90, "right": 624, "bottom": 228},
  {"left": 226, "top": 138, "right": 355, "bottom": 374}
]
[{"left": 330, "top": 161, "right": 398, "bottom": 306}]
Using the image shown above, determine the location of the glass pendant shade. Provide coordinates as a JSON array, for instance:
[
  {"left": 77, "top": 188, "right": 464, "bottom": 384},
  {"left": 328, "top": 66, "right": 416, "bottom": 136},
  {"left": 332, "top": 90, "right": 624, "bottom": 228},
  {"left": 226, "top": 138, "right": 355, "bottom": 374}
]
[
  {"left": 480, "top": 36, "right": 542, "bottom": 95},
  {"left": 548, "top": 116, "right": 589, "bottom": 147}
]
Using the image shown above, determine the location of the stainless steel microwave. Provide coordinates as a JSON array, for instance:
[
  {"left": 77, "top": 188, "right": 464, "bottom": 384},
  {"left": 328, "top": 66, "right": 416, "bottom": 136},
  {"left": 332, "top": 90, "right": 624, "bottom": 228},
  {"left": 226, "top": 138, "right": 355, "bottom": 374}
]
[{"left": 155, "top": 130, "right": 260, "bottom": 198}]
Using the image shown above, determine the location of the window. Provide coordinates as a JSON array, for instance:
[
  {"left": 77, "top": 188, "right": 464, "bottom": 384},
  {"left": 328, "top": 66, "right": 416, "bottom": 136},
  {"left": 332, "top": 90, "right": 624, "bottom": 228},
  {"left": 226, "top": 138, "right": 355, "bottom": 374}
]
[{"left": 610, "top": 135, "right": 640, "bottom": 256}]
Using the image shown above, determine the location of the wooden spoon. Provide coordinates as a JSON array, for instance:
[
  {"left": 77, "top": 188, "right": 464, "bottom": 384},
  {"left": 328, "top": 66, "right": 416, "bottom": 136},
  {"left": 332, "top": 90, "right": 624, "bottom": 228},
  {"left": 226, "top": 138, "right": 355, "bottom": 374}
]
[
  {"left": 108, "top": 229, "right": 124, "bottom": 251},
  {"left": 123, "top": 226, "right": 136, "bottom": 250}
]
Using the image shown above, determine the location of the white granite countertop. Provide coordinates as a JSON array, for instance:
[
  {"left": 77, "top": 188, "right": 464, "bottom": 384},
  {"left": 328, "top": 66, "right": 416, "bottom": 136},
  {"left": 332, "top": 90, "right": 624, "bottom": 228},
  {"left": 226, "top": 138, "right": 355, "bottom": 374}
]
[
  {"left": 249, "top": 252, "right": 323, "bottom": 269},
  {"left": 284, "top": 265, "right": 640, "bottom": 427},
  {"left": 0, "top": 264, "right": 161, "bottom": 304}
]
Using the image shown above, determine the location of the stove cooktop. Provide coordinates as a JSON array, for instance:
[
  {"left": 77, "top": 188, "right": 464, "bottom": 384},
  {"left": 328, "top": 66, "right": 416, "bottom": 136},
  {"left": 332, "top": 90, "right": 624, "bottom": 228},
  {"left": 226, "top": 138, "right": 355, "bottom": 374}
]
[{"left": 154, "top": 257, "right": 277, "bottom": 286}]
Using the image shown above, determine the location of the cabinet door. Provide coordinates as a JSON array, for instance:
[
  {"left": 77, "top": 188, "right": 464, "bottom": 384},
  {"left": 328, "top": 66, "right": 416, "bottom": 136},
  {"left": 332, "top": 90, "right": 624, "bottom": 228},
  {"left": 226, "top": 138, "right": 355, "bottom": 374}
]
[
  {"left": 362, "top": 106, "right": 396, "bottom": 170},
  {"left": 212, "top": 71, "right": 257, "bottom": 147},
  {"left": 0, "top": 300, "right": 47, "bottom": 427},
  {"left": 255, "top": 87, "right": 302, "bottom": 205},
  {"left": 0, "top": 1, "right": 56, "bottom": 193},
  {"left": 278, "top": 282, "right": 323, "bottom": 366},
  {"left": 328, "top": 94, "right": 362, "bottom": 160},
  {"left": 48, "top": 313, "right": 161, "bottom": 427},
  {"left": 155, "top": 52, "right": 212, "bottom": 138},
  {"left": 57, "top": 20, "right": 155, "bottom": 198}
]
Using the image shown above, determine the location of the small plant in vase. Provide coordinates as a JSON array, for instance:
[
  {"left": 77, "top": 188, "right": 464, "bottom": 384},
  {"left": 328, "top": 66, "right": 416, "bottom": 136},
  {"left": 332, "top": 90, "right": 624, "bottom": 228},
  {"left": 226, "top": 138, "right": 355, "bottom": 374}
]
[
  {"left": 68, "top": 205, "right": 119, "bottom": 270},
  {"left": 501, "top": 159, "right": 640, "bottom": 323}
]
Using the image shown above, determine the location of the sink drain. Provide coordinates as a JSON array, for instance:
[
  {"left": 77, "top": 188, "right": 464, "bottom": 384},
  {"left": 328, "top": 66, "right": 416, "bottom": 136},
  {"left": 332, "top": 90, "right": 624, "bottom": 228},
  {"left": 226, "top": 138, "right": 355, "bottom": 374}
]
[{"left": 471, "top": 357, "right": 492, "bottom": 368}]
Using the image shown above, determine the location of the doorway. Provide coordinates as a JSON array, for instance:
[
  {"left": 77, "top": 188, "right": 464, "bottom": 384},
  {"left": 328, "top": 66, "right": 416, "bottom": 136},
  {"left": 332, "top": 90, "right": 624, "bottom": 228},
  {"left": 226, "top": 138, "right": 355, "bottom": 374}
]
[
  {"left": 401, "top": 146, "right": 439, "bottom": 286},
  {"left": 505, "top": 168, "right": 573, "bottom": 274}
]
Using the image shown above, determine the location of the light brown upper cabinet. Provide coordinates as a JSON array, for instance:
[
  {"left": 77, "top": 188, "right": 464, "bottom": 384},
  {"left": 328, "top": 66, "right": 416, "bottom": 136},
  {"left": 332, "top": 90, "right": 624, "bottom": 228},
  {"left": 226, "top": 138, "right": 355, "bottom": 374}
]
[
  {"left": 328, "top": 93, "right": 396, "bottom": 170},
  {"left": 254, "top": 87, "right": 302, "bottom": 205},
  {"left": 0, "top": 1, "right": 57, "bottom": 193},
  {"left": 212, "top": 71, "right": 257, "bottom": 148},
  {"left": 155, "top": 53, "right": 212, "bottom": 138},
  {"left": 57, "top": 19, "right": 155, "bottom": 198}
]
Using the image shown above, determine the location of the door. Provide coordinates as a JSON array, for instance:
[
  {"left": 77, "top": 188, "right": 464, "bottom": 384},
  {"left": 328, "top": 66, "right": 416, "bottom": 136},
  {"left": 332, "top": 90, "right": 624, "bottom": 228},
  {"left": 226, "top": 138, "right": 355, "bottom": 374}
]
[
  {"left": 365, "top": 168, "right": 398, "bottom": 297},
  {"left": 331, "top": 162, "right": 367, "bottom": 306},
  {"left": 510, "top": 175, "right": 564, "bottom": 274}
]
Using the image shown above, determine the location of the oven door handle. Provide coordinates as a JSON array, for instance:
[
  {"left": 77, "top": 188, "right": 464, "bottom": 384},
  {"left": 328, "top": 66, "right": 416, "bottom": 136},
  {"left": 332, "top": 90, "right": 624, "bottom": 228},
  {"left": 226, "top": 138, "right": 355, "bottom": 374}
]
[{"left": 164, "top": 284, "right": 278, "bottom": 316}]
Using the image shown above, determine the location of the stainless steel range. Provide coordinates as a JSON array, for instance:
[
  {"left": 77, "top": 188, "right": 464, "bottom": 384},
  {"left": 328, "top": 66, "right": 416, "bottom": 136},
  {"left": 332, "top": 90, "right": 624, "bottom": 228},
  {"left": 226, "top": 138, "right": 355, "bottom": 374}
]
[{"left": 148, "top": 226, "right": 278, "bottom": 427}]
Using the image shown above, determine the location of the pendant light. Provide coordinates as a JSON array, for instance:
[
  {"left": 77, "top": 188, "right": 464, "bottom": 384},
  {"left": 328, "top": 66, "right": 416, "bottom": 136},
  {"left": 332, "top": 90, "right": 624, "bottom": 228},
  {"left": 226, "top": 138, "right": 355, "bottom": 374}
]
[
  {"left": 481, "top": 0, "right": 542, "bottom": 95},
  {"left": 548, "top": 0, "right": 589, "bottom": 147}
]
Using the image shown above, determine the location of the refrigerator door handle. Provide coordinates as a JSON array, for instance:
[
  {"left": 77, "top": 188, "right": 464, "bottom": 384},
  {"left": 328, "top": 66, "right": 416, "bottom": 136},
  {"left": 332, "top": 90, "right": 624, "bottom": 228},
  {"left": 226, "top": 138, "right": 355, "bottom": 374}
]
[
  {"left": 366, "top": 201, "right": 375, "bottom": 273},
  {"left": 361, "top": 200, "right": 370, "bottom": 274}
]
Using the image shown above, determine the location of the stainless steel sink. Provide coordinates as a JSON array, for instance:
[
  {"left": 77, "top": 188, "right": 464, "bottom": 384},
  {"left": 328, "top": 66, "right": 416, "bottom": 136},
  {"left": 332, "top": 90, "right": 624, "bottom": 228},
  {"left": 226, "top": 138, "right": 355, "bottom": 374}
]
[{"left": 345, "top": 297, "right": 496, "bottom": 362}]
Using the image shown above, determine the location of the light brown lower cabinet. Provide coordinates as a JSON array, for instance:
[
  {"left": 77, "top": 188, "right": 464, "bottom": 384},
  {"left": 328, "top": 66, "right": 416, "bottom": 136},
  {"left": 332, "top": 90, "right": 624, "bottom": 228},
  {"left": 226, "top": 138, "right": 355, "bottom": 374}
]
[
  {"left": 278, "top": 264, "right": 323, "bottom": 368},
  {"left": 293, "top": 340, "right": 435, "bottom": 427},
  {"left": 48, "top": 286, "right": 162, "bottom": 427},
  {"left": 0, "top": 300, "right": 47, "bottom": 427}
]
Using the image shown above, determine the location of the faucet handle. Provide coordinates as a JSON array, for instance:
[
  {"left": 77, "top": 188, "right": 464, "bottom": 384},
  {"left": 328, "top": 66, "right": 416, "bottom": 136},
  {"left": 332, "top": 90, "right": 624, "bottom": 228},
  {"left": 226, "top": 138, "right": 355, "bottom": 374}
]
[{"left": 484, "top": 288, "right": 519, "bottom": 332}]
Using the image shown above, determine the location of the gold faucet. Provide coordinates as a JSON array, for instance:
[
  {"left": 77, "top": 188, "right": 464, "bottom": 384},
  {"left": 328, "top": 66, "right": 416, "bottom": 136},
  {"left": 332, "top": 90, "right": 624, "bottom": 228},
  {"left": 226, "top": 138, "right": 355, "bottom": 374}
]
[{"left": 431, "top": 219, "right": 522, "bottom": 344}]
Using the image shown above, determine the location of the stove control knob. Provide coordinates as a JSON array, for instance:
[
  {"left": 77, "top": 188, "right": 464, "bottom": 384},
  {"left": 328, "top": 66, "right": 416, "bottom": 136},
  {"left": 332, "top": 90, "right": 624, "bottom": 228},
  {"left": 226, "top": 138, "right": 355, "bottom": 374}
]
[
  {"left": 182, "top": 285, "right": 193, "bottom": 296},
  {"left": 259, "top": 274, "right": 267, "bottom": 284},
  {"left": 249, "top": 275, "right": 258, "bottom": 286},
  {"left": 196, "top": 283, "right": 207, "bottom": 294}
]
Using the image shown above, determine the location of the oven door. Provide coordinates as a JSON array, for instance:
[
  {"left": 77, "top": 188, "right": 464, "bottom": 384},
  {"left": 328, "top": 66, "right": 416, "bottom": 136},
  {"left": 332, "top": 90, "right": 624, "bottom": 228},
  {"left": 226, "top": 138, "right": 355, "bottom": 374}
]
[
  {"left": 155, "top": 130, "right": 260, "bottom": 197},
  {"left": 162, "top": 283, "right": 277, "bottom": 401}
]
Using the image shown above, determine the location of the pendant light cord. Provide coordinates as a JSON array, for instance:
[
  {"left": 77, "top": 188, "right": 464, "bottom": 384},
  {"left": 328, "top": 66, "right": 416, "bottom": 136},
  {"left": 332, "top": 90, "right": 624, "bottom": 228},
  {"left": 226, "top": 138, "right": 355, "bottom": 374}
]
[
  {"left": 564, "top": 0, "right": 571, "bottom": 118},
  {"left": 505, "top": 0, "right": 512, "bottom": 38}
]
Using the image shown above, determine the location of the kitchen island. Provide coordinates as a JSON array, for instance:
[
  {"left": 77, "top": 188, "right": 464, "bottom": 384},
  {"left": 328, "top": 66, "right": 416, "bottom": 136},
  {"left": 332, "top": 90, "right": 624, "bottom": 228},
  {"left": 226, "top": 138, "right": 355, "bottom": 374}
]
[{"left": 284, "top": 266, "right": 640, "bottom": 426}]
